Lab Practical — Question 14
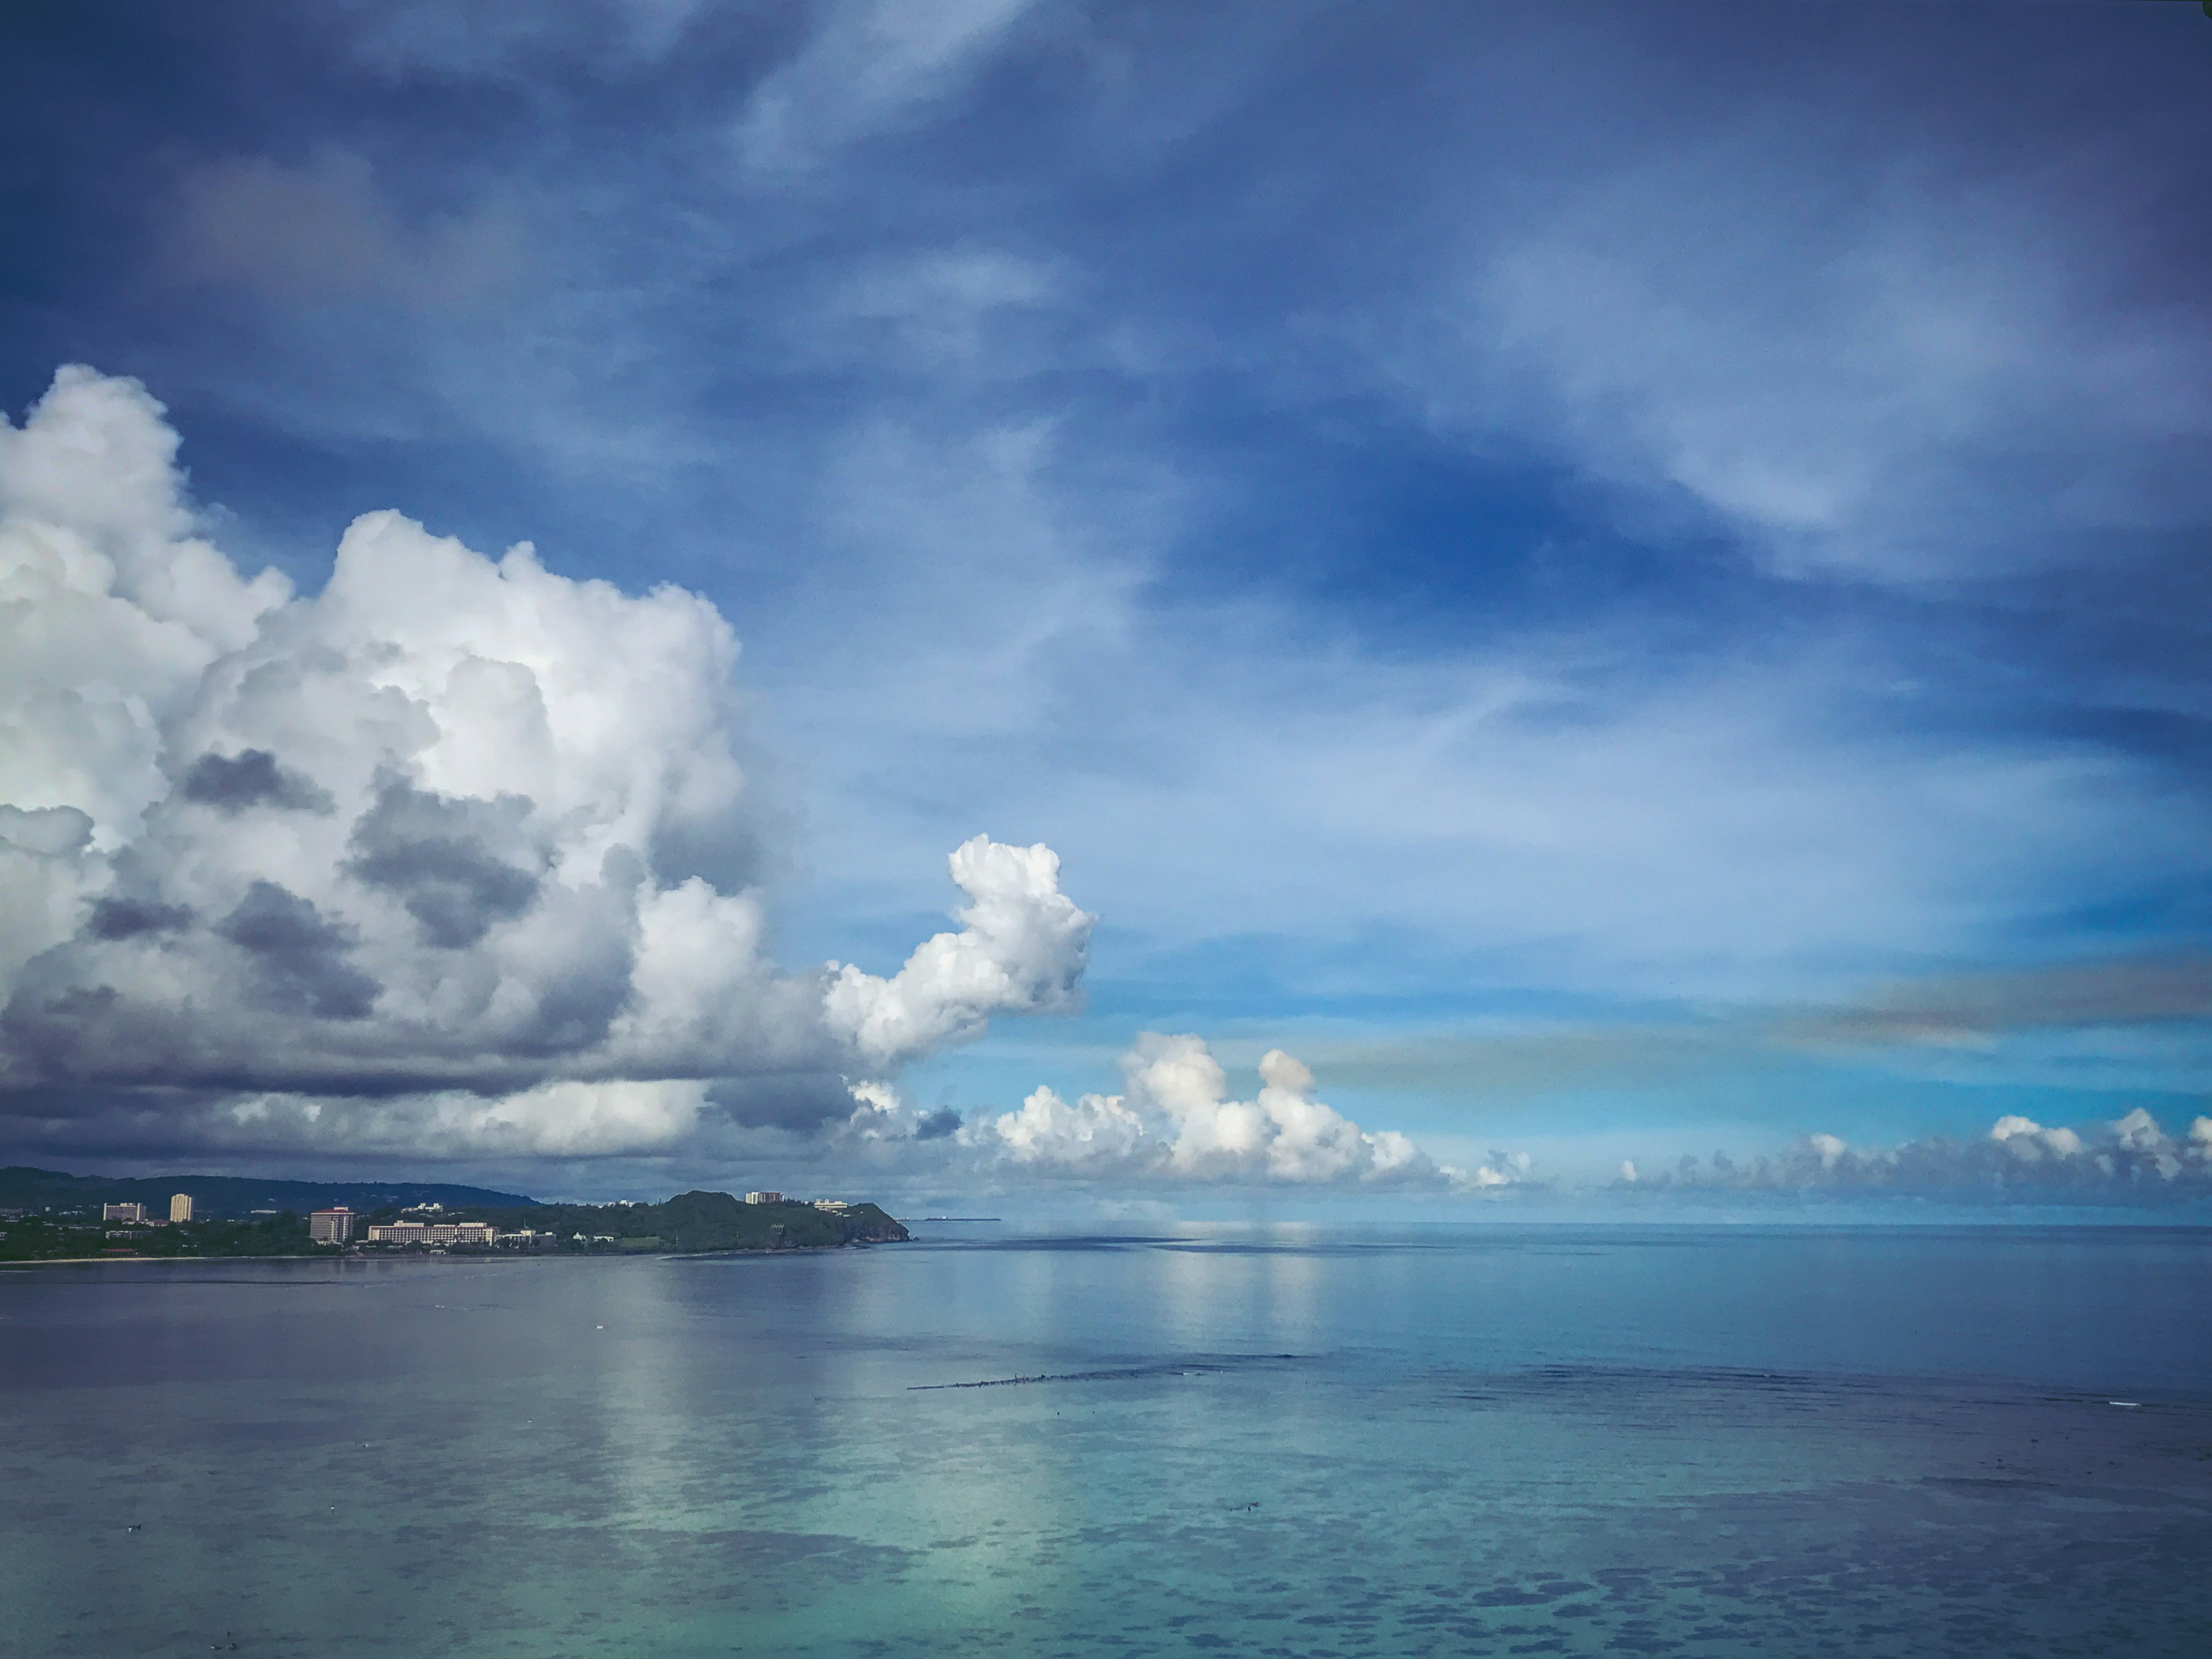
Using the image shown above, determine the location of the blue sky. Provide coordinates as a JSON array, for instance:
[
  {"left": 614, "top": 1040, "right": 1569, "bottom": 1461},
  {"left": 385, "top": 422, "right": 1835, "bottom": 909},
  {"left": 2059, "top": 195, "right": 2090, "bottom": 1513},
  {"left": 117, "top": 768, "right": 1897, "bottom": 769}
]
[{"left": 2, "top": 1, "right": 2210, "bottom": 1207}]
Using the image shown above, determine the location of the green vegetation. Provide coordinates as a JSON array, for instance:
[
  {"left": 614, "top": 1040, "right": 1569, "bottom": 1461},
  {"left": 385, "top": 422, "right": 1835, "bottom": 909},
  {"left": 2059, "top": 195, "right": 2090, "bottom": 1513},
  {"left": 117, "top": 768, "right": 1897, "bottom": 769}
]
[
  {"left": 0, "top": 1188, "right": 908, "bottom": 1263},
  {"left": 422, "top": 1191, "right": 910, "bottom": 1252},
  {"left": 0, "top": 1210, "right": 331, "bottom": 1263}
]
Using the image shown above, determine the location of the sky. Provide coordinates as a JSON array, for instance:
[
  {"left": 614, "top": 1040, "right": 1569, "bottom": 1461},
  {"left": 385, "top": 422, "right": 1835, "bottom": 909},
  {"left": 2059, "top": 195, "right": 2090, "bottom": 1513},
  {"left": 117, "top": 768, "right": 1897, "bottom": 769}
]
[{"left": 2, "top": 0, "right": 2210, "bottom": 1214}]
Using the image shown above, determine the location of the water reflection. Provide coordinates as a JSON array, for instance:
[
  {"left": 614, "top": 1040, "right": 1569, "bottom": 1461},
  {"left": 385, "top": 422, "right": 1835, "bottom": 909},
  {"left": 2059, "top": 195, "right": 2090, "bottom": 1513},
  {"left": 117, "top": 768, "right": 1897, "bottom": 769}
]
[{"left": 3, "top": 1228, "right": 2210, "bottom": 1658}]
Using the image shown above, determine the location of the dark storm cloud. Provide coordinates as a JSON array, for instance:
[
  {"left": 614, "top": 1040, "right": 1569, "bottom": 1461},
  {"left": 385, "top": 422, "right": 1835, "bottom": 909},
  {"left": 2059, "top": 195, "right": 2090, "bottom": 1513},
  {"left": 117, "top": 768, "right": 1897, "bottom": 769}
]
[
  {"left": 180, "top": 749, "right": 335, "bottom": 815},
  {"left": 217, "top": 881, "right": 381, "bottom": 1019},
  {"left": 498, "top": 884, "right": 638, "bottom": 1057},
  {"left": 84, "top": 896, "right": 194, "bottom": 941},
  {"left": 914, "top": 1106, "right": 962, "bottom": 1141},
  {"left": 706, "top": 1073, "right": 869, "bottom": 1133},
  {"left": 344, "top": 774, "right": 542, "bottom": 949}
]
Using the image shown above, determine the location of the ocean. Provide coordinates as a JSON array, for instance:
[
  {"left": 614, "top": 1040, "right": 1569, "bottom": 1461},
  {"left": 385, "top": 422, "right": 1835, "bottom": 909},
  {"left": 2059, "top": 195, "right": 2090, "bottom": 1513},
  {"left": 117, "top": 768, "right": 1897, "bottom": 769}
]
[{"left": 3, "top": 1224, "right": 2207, "bottom": 1657}]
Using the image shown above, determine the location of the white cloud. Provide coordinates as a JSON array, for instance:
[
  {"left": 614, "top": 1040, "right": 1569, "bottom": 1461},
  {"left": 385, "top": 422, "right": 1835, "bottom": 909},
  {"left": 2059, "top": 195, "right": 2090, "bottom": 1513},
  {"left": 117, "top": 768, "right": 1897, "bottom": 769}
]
[
  {"left": 823, "top": 248, "right": 1069, "bottom": 369},
  {"left": 993, "top": 1081, "right": 1149, "bottom": 1168},
  {"left": 1633, "top": 1108, "right": 2212, "bottom": 1204},
  {"left": 969, "top": 1033, "right": 1509, "bottom": 1191},
  {"left": 0, "top": 366, "right": 1088, "bottom": 1154},
  {"left": 1990, "top": 1115, "right": 2084, "bottom": 1163},
  {"left": 823, "top": 835, "right": 1094, "bottom": 1073},
  {"left": 736, "top": 0, "right": 1039, "bottom": 173},
  {"left": 1391, "top": 128, "right": 2212, "bottom": 582},
  {"left": 225, "top": 1077, "right": 709, "bottom": 1157}
]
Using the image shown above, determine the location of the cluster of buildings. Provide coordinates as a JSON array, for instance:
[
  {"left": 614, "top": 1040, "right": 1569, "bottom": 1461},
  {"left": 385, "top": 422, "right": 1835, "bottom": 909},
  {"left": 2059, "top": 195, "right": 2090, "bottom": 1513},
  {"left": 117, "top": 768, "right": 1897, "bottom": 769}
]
[
  {"left": 102, "top": 1194, "right": 195, "bottom": 1233},
  {"left": 77, "top": 1191, "right": 862, "bottom": 1250},
  {"left": 306, "top": 1207, "right": 558, "bottom": 1250},
  {"left": 745, "top": 1191, "right": 851, "bottom": 1211}
]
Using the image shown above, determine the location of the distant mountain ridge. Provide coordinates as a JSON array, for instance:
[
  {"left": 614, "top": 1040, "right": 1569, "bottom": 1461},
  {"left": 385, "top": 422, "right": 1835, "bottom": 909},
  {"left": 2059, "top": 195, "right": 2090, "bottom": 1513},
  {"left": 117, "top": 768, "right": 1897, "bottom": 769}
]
[{"left": 0, "top": 1165, "right": 536, "bottom": 1219}]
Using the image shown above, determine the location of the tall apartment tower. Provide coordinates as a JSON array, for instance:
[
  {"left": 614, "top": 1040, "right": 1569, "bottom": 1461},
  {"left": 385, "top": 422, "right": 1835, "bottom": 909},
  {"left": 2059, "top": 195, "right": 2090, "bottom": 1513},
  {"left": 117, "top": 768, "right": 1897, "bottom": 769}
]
[
  {"left": 169, "top": 1193, "right": 194, "bottom": 1224},
  {"left": 309, "top": 1207, "right": 355, "bottom": 1244}
]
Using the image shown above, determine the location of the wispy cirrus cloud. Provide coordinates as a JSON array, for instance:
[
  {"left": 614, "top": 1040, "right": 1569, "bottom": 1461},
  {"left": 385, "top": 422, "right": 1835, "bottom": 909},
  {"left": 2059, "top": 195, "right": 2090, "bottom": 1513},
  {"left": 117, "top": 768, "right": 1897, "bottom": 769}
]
[{"left": 735, "top": 0, "right": 1040, "bottom": 173}]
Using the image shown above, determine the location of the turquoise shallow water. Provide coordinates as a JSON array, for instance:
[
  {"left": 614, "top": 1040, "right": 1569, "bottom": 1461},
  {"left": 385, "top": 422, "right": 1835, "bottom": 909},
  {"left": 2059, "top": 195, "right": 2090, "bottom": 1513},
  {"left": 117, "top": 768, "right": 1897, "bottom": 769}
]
[{"left": 3, "top": 1225, "right": 2210, "bottom": 1657}]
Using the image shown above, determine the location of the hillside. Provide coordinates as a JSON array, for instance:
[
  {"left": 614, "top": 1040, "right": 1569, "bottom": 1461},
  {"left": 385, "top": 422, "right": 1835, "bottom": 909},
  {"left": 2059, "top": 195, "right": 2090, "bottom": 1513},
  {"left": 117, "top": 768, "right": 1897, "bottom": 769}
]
[
  {"left": 1, "top": 1171, "right": 909, "bottom": 1259},
  {"left": 443, "top": 1190, "right": 909, "bottom": 1250},
  {"left": 0, "top": 1166, "right": 536, "bottom": 1219}
]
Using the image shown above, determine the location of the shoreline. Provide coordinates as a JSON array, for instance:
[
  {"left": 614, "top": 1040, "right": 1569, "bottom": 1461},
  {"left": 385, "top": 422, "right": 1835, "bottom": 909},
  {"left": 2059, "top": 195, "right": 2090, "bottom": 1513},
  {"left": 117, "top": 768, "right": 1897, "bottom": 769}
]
[
  {"left": 1, "top": 1252, "right": 359, "bottom": 1269},
  {"left": 1, "top": 1239, "right": 903, "bottom": 1271}
]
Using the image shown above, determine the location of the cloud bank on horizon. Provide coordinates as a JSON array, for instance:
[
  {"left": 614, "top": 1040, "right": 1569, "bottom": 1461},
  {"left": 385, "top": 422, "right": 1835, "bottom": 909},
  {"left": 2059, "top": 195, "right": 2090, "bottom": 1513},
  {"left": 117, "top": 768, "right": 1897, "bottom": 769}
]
[{"left": 1620, "top": 1108, "right": 2212, "bottom": 1209}]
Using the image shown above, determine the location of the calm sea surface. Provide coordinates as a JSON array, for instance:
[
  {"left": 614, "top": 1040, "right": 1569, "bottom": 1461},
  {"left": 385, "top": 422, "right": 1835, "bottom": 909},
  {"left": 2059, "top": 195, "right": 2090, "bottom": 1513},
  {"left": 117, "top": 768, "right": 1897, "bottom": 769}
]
[{"left": 4, "top": 1225, "right": 2209, "bottom": 1657}]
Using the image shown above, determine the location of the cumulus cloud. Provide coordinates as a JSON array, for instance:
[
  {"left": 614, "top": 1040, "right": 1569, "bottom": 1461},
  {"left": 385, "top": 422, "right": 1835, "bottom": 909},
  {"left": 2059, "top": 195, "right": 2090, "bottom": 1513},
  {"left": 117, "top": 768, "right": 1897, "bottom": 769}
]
[
  {"left": 0, "top": 366, "right": 1089, "bottom": 1157},
  {"left": 823, "top": 836, "right": 1094, "bottom": 1073},
  {"left": 1989, "top": 1114, "right": 2084, "bottom": 1164},
  {"left": 1626, "top": 1107, "right": 2212, "bottom": 1205},
  {"left": 215, "top": 1077, "right": 713, "bottom": 1158},
  {"left": 929, "top": 1033, "right": 1519, "bottom": 1192}
]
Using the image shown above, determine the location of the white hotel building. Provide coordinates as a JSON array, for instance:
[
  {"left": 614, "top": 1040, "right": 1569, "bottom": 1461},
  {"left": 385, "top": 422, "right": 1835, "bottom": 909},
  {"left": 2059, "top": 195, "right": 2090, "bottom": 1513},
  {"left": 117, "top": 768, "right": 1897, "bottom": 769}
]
[{"left": 365, "top": 1220, "right": 499, "bottom": 1247}]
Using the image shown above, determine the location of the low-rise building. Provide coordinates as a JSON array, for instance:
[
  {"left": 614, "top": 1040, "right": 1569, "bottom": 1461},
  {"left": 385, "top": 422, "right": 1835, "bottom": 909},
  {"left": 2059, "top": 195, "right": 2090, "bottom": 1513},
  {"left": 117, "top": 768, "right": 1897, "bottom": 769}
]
[
  {"left": 812, "top": 1199, "right": 849, "bottom": 1211},
  {"left": 309, "top": 1207, "right": 356, "bottom": 1244},
  {"left": 744, "top": 1191, "right": 783, "bottom": 1205}
]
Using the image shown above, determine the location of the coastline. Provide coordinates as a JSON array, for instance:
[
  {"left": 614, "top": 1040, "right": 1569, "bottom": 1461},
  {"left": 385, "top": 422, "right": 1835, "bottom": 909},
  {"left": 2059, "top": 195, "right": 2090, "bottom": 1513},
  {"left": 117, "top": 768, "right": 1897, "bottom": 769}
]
[
  {"left": 1, "top": 1253, "right": 344, "bottom": 1270},
  {"left": 1, "top": 1238, "right": 906, "bottom": 1270}
]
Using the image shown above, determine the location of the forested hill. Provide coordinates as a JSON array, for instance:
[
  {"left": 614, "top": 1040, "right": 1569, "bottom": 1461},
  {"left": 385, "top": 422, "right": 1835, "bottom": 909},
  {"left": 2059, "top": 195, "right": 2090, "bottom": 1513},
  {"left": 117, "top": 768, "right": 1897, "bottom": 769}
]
[
  {"left": 0, "top": 1166, "right": 536, "bottom": 1218},
  {"left": 1, "top": 1171, "right": 910, "bottom": 1253},
  {"left": 449, "top": 1190, "right": 908, "bottom": 1250}
]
